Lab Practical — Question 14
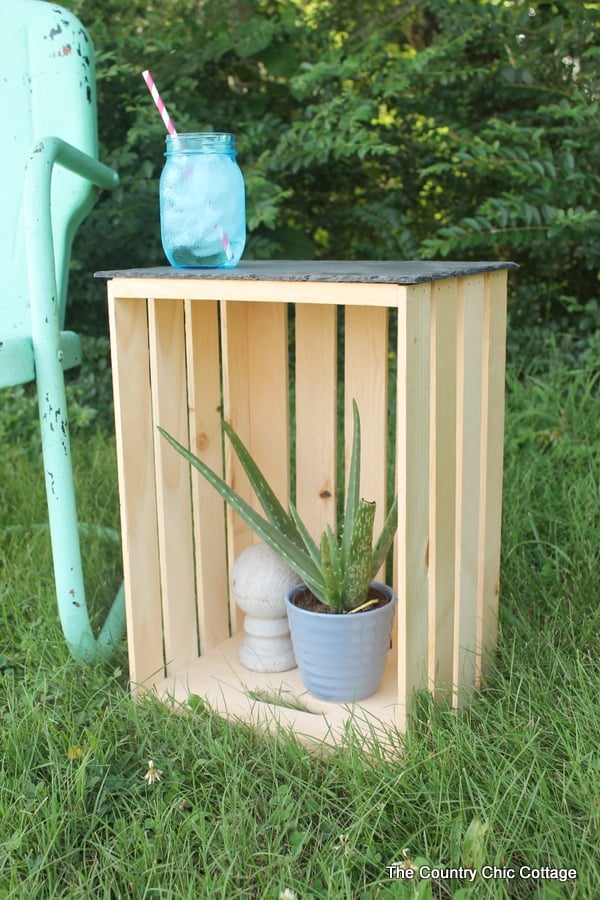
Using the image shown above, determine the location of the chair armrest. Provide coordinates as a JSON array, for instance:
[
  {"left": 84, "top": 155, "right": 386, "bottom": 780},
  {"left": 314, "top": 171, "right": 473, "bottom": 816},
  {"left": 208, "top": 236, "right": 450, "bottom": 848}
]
[
  {"left": 23, "top": 136, "right": 119, "bottom": 349},
  {"left": 25, "top": 135, "right": 119, "bottom": 194}
]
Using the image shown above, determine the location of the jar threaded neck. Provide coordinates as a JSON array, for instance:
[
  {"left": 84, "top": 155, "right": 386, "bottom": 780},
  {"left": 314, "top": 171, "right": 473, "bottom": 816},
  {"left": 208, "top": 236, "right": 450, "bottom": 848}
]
[{"left": 165, "top": 132, "right": 236, "bottom": 155}]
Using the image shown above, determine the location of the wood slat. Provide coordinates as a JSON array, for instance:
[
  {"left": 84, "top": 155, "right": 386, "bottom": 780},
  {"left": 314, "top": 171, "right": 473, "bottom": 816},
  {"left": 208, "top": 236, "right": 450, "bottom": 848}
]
[
  {"left": 477, "top": 271, "right": 508, "bottom": 686},
  {"left": 343, "top": 305, "right": 389, "bottom": 547},
  {"left": 220, "top": 301, "right": 252, "bottom": 577},
  {"left": 220, "top": 301, "right": 290, "bottom": 629},
  {"left": 148, "top": 298, "right": 197, "bottom": 674},
  {"left": 108, "top": 292, "right": 164, "bottom": 689},
  {"left": 185, "top": 299, "right": 230, "bottom": 653},
  {"left": 453, "top": 276, "right": 485, "bottom": 704},
  {"left": 245, "top": 303, "right": 290, "bottom": 506},
  {"left": 294, "top": 304, "right": 337, "bottom": 540},
  {"left": 429, "top": 278, "right": 459, "bottom": 699},
  {"left": 396, "top": 282, "right": 431, "bottom": 731},
  {"left": 104, "top": 276, "right": 407, "bottom": 308}
]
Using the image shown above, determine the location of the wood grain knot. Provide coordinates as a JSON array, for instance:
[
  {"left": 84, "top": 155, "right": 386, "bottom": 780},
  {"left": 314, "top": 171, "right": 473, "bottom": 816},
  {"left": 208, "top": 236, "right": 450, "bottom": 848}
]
[{"left": 196, "top": 432, "right": 210, "bottom": 451}]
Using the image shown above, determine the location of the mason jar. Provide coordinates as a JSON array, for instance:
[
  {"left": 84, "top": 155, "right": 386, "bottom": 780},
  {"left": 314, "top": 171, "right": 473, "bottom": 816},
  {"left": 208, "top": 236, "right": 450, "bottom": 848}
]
[{"left": 159, "top": 132, "right": 246, "bottom": 268}]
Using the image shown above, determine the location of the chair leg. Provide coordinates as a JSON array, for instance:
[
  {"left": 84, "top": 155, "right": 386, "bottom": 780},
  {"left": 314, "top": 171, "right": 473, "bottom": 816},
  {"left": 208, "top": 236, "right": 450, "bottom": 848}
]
[
  {"left": 24, "top": 139, "right": 124, "bottom": 662},
  {"left": 37, "top": 371, "right": 125, "bottom": 661}
]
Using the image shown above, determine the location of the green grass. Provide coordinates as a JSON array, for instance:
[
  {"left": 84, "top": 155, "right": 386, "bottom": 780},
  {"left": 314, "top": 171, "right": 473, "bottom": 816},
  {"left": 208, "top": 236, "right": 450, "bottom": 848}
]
[{"left": 0, "top": 344, "right": 598, "bottom": 899}]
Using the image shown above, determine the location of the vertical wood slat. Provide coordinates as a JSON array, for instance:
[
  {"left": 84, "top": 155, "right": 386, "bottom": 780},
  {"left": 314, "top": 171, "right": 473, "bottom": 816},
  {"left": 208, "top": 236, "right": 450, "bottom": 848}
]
[
  {"left": 343, "top": 306, "right": 389, "bottom": 548},
  {"left": 220, "top": 301, "right": 290, "bottom": 629},
  {"left": 147, "top": 298, "right": 197, "bottom": 674},
  {"left": 185, "top": 299, "right": 230, "bottom": 653},
  {"left": 453, "top": 276, "right": 485, "bottom": 704},
  {"left": 245, "top": 303, "right": 290, "bottom": 507},
  {"left": 220, "top": 302, "right": 252, "bottom": 585},
  {"left": 477, "top": 271, "right": 508, "bottom": 686},
  {"left": 429, "top": 279, "right": 459, "bottom": 699},
  {"left": 396, "top": 282, "right": 431, "bottom": 731},
  {"left": 108, "top": 292, "right": 164, "bottom": 689},
  {"left": 295, "top": 304, "right": 337, "bottom": 540}
]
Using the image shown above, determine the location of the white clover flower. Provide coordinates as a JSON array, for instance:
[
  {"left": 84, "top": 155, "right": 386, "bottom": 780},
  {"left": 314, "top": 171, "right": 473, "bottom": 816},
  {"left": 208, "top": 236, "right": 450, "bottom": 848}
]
[{"left": 143, "top": 760, "right": 163, "bottom": 784}]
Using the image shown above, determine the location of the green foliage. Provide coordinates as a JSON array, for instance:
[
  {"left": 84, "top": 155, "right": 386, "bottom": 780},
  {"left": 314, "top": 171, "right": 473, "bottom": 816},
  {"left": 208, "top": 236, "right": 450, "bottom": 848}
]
[
  {"left": 160, "top": 400, "right": 398, "bottom": 612},
  {"left": 0, "top": 337, "right": 115, "bottom": 450},
  {"left": 420, "top": 99, "right": 600, "bottom": 328},
  {"left": 60, "top": 0, "right": 599, "bottom": 343}
]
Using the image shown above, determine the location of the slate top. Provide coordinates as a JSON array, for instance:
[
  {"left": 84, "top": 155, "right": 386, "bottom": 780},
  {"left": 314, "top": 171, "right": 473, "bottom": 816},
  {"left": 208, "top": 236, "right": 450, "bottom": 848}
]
[{"left": 96, "top": 260, "right": 517, "bottom": 285}]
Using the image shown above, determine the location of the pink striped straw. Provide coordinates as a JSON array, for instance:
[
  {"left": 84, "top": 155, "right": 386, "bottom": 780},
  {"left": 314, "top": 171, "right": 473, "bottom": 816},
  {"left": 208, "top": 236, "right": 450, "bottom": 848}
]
[{"left": 142, "top": 69, "right": 177, "bottom": 136}]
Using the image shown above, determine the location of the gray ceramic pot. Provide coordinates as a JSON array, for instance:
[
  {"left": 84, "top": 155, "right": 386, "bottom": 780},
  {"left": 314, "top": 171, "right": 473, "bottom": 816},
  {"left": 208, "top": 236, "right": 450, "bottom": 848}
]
[{"left": 285, "top": 581, "right": 396, "bottom": 702}]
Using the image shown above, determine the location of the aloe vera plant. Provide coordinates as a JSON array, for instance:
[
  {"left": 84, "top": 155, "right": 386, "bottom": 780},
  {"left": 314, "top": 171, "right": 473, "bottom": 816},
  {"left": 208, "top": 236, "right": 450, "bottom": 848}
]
[{"left": 159, "top": 400, "right": 397, "bottom": 613}]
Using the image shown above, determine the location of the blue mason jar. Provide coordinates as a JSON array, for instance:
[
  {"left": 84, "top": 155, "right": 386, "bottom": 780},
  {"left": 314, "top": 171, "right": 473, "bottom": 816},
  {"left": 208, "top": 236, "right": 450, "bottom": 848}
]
[{"left": 159, "top": 132, "right": 246, "bottom": 268}]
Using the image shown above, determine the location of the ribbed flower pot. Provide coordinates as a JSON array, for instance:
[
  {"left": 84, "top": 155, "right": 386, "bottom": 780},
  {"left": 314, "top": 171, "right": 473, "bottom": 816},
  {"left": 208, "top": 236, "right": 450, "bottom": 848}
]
[{"left": 285, "top": 581, "right": 397, "bottom": 702}]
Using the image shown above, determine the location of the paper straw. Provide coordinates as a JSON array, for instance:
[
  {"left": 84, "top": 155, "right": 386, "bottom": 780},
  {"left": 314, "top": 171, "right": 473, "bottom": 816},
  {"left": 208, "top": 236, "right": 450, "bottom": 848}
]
[
  {"left": 142, "top": 69, "right": 177, "bottom": 136},
  {"left": 221, "top": 230, "right": 235, "bottom": 261}
]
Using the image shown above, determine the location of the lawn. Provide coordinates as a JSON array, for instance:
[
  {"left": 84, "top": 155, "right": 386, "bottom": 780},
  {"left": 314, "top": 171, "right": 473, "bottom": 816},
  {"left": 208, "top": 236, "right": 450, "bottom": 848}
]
[{"left": 0, "top": 336, "right": 598, "bottom": 899}]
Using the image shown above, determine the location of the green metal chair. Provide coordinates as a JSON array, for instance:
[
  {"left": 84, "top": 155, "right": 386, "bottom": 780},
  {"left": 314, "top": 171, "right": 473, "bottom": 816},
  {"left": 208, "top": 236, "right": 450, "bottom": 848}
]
[{"left": 1, "top": 0, "right": 125, "bottom": 661}]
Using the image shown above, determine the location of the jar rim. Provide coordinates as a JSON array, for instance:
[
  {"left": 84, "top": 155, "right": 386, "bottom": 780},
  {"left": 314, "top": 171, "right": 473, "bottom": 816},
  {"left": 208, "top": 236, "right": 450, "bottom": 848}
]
[
  {"left": 164, "top": 132, "right": 236, "bottom": 155},
  {"left": 166, "top": 131, "right": 234, "bottom": 140}
]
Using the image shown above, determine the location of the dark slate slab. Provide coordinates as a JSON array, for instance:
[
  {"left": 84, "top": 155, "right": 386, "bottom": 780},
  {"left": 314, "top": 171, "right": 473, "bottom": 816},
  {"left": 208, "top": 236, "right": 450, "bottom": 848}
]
[{"left": 96, "top": 260, "right": 517, "bottom": 285}]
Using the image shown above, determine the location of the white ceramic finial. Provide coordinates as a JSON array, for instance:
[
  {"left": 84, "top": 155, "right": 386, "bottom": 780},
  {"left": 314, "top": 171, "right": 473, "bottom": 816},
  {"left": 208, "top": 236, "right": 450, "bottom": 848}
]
[{"left": 231, "top": 543, "right": 301, "bottom": 672}]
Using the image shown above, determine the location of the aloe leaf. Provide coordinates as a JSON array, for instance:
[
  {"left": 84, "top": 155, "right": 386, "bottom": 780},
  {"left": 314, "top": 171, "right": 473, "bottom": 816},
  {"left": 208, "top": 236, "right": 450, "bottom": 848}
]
[
  {"left": 222, "top": 420, "right": 305, "bottom": 551},
  {"left": 370, "top": 494, "right": 399, "bottom": 578},
  {"left": 159, "top": 428, "right": 325, "bottom": 592},
  {"left": 320, "top": 527, "right": 342, "bottom": 611},
  {"left": 325, "top": 524, "right": 343, "bottom": 593},
  {"left": 342, "top": 499, "right": 376, "bottom": 610},
  {"left": 288, "top": 499, "right": 322, "bottom": 568},
  {"left": 341, "top": 399, "right": 361, "bottom": 569}
]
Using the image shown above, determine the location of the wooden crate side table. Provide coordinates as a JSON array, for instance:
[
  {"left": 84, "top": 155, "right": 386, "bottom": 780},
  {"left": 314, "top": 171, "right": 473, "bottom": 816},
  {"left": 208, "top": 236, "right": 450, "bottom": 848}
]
[{"left": 101, "top": 261, "right": 515, "bottom": 744}]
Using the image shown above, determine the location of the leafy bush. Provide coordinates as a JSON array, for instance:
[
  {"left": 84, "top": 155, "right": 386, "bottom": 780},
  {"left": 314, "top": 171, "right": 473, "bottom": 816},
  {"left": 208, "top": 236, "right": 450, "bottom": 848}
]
[{"left": 64, "top": 0, "right": 599, "bottom": 343}]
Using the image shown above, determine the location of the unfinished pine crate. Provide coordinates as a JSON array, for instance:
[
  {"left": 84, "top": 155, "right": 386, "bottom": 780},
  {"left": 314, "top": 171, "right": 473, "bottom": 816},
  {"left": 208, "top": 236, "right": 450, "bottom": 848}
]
[{"left": 103, "top": 261, "right": 514, "bottom": 744}]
